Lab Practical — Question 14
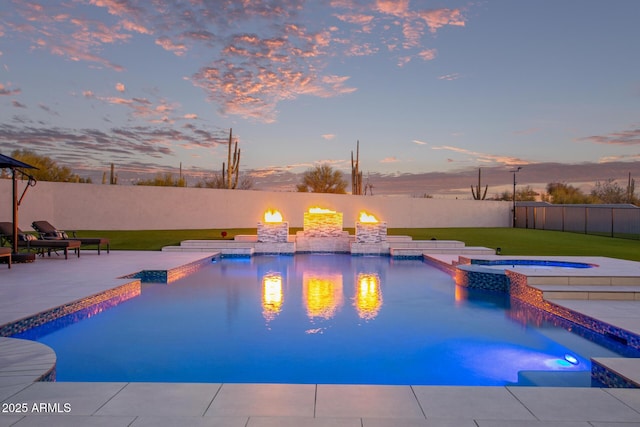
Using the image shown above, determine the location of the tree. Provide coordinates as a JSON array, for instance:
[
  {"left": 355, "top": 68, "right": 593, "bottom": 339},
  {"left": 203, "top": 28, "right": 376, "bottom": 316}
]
[
  {"left": 136, "top": 172, "right": 186, "bottom": 187},
  {"left": 296, "top": 164, "right": 348, "bottom": 193},
  {"left": 195, "top": 172, "right": 254, "bottom": 190},
  {"left": 541, "top": 182, "right": 591, "bottom": 204},
  {"left": 8, "top": 149, "right": 91, "bottom": 183},
  {"left": 491, "top": 186, "right": 538, "bottom": 201},
  {"left": 590, "top": 179, "right": 628, "bottom": 204}
]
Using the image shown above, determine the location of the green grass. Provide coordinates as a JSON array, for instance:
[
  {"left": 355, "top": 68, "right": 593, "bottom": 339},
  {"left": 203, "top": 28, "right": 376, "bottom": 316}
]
[{"left": 75, "top": 227, "right": 640, "bottom": 261}]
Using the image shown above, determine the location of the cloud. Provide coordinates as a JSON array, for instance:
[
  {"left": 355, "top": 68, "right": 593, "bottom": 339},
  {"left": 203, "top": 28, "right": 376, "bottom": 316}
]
[
  {"left": 380, "top": 156, "right": 400, "bottom": 163},
  {"left": 115, "top": 82, "right": 126, "bottom": 92},
  {"left": 38, "top": 103, "right": 59, "bottom": 116},
  {"left": 418, "top": 9, "right": 466, "bottom": 33},
  {"left": 418, "top": 49, "right": 436, "bottom": 61},
  {"left": 438, "top": 73, "right": 461, "bottom": 81},
  {"left": 155, "top": 36, "right": 187, "bottom": 56},
  {"left": 192, "top": 58, "right": 356, "bottom": 122},
  {"left": 322, "top": 134, "right": 336, "bottom": 140},
  {"left": 3, "top": 1, "right": 467, "bottom": 122},
  {"left": 0, "top": 121, "right": 227, "bottom": 170},
  {"left": 599, "top": 153, "right": 640, "bottom": 162},
  {"left": 0, "top": 83, "right": 21, "bottom": 96},
  {"left": 12, "top": 100, "right": 27, "bottom": 108},
  {"left": 431, "top": 145, "right": 530, "bottom": 166},
  {"left": 578, "top": 128, "right": 640, "bottom": 145},
  {"left": 413, "top": 139, "right": 428, "bottom": 145}
]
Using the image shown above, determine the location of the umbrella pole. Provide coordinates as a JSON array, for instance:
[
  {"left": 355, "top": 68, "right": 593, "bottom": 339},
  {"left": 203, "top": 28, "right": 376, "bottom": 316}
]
[{"left": 12, "top": 168, "right": 18, "bottom": 254}]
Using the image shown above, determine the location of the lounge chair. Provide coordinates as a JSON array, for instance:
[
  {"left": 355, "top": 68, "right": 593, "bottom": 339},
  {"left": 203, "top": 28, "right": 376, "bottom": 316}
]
[
  {"left": 32, "top": 220, "right": 110, "bottom": 255},
  {"left": 0, "top": 222, "right": 81, "bottom": 259},
  {"left": 0, "top": 247, "right": 11, "bottom": 268}
]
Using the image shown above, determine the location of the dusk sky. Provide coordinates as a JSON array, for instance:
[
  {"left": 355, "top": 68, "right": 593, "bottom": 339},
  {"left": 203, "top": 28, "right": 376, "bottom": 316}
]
[{"left": 1, "top": 1, "right": 639, "bottom": 196}]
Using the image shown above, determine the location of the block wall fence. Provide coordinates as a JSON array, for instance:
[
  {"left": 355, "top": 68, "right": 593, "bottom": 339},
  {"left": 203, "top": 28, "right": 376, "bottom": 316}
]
[{"left": 0, "top": 180, "right": 511, "bottom": 230}]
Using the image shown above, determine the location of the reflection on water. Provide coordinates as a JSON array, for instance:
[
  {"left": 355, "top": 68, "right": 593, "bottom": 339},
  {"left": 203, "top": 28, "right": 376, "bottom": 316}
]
[
  {"left": 303, "top": 272, "right": 343, "bottom": 319},
  {"left": 262, "top": 273, "right": 283, "bottom": 321},
  {"left": 354, "top": 273, "right": 382, "bottom": 320}
]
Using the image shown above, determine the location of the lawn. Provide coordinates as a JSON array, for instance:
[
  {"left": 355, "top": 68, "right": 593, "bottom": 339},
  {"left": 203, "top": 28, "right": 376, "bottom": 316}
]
[{"left": 75, "top": 227, "right": 640, "bottom": 262}]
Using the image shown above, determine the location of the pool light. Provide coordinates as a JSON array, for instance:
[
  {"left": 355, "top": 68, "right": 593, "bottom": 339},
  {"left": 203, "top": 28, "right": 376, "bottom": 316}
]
[{"left": 564, "top": 354, "right": 579, "bottom": 365}]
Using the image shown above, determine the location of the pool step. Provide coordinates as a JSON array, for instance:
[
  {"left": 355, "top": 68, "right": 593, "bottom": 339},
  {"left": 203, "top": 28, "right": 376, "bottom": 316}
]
[
  {"left": 162, "top": 240, "right": 255, "bottom": 256},
  {"left": 391, "top": 246, "right": 495, "bottom": 258},
  {"left": 534, "top": 284, "right": 640, "bottom": 300}
]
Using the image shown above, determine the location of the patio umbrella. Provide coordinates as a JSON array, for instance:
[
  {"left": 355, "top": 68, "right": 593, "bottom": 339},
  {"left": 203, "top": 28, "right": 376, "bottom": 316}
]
[{"left": 0, "top": 153, "right": 38, "bottom": 257}]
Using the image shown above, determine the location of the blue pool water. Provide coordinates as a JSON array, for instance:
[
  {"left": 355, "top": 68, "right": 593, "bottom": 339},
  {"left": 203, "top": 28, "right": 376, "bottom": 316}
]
[
  {"left": 15, "top": 254, "right": 638, "bottom": 386},
  {"left": 472, "top": 259, "right": 595, "bottom": 269}
]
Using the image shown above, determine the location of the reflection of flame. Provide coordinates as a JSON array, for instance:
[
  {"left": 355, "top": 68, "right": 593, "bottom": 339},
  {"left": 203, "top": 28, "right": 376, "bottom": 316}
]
[
  {"left": 262, "top": 273, "right": 283, "bottom": 321},
  {"left": 308, "top": 207, "right": 336, "bottom": 214},
  {"left": 359, "top": 211, "right": 378, "bottom": 223},
  {"left": 303, "top": 273, "right": 343, "bottom": 319},
  {"left": 264, "top": 210, "right": 283, "bottom": 223},
  {"left": 355, "top": 273, "right": 382, "bottom": 320}
]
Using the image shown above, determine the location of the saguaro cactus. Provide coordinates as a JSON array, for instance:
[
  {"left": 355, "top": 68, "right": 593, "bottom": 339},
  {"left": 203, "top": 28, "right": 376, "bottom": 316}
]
[
  {"left": 351, "top": 140, "right": 363, "bottom": 195},
  {"left": 471, "top": 167, "right": 488, "bottom": 200},
  {"left": 222, "top": 128, "right": 240, "bottom": 189}
]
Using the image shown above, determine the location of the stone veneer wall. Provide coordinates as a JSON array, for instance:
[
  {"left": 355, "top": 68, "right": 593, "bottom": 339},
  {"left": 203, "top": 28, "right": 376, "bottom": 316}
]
[
  {"left": 303, "top": 212, "right": 343, "bottom": 237},
  {"left": 355, "top": 222, "right": 387, "bottom": 243},
  {"left": 257, "top": 222, "right": 289, "bottom": 243}
]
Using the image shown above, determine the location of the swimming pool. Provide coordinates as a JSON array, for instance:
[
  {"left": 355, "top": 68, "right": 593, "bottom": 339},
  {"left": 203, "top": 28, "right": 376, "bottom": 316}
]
[{"left": 14, "top": 254, "right": 638, "bottom": 386}]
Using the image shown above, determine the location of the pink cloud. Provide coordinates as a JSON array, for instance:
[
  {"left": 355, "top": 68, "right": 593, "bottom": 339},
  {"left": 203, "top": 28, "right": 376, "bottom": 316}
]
[
  {"left": 375, "top": 0, "right": 410, "bottom": 17},
  {"left": 115, "top": 82, "right": 125, "bottom": 92},
  {"left": 438, "top": 73, "right": 461, "bottom": 81},
  {"left": 419, "top": 9, "right": 466, "bottom": 33},
  {"left": 3, "top": 0, "right": 469, "bottom": 123},
  {"left": 334, "top": 13, "right": 374, "bottom": 26},
  {"left": 0, "top": 83, "right": 20, "bottom": 96},
  {"left": 380, "top": 156, "right": 400, "bottom": 163},
  {"left": 155, "top": 36, "right": 187, "bottom": 56},
  {"left": 431, "top": 145, "right": 530, "bottom": 166},
  {"left": 578, "top": 128, "right": 640, "bottom": 145},
  {"left": 418, "top": 49, "right": 437, "bottom": 61}
]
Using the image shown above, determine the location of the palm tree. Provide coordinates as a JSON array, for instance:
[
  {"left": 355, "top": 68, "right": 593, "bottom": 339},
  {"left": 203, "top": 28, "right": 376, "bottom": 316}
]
[{"left": 296, "top": 164, "right": 348, "bottom": 194}]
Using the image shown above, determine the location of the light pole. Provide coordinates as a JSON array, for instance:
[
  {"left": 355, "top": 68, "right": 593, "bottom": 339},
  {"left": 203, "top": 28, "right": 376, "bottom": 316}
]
[{"left": 510, "top": 167, "right": 522, "bottom": 227}]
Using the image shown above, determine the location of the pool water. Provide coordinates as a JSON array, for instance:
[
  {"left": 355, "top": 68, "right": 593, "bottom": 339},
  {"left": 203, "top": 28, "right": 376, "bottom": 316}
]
[{"left": 15, "top": 254, "right": 637, "bottom": 386}]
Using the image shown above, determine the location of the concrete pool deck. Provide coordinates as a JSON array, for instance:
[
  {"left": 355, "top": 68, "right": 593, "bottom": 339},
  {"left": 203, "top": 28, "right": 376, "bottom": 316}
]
[{"left": 3, "top": 251, "right": 640, "bottom": 425}]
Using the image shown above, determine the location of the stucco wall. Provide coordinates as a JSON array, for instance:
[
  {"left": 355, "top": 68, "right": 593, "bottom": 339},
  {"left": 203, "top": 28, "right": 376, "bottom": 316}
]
[{"left": 0, "top": 180, "right": 510, "bottom": 230}]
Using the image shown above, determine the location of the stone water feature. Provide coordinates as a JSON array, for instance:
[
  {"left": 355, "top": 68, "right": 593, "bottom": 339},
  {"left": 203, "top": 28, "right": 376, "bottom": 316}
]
[{"left": 296, "top": 207, "right": 351, "bottom": 252}]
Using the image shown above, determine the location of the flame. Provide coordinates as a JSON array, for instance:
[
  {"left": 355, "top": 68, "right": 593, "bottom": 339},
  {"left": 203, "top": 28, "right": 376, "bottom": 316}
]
[
  {"left": 359, "top": 211, "right": 378, "bottom": 223},
  {"left": 264, "top": 209, "right": 283, "bottom": 223},
  {"left": 308, "top": 207, "right": 336, "bottom": 214}
]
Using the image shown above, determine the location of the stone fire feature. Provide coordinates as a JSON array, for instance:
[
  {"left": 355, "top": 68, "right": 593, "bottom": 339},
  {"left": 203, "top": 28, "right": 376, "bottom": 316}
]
[
  {"left": 297, "top": 209, "right": 350, "bottom": 252},
  {"left": 257, "top": 221, "right": 289, "bottom": 243},
  {"left": 355, "top": 221, "right": 388, "bottom": 243},
  {"left": 303, "top": 211, "right": 343, "bottom": 237}
]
